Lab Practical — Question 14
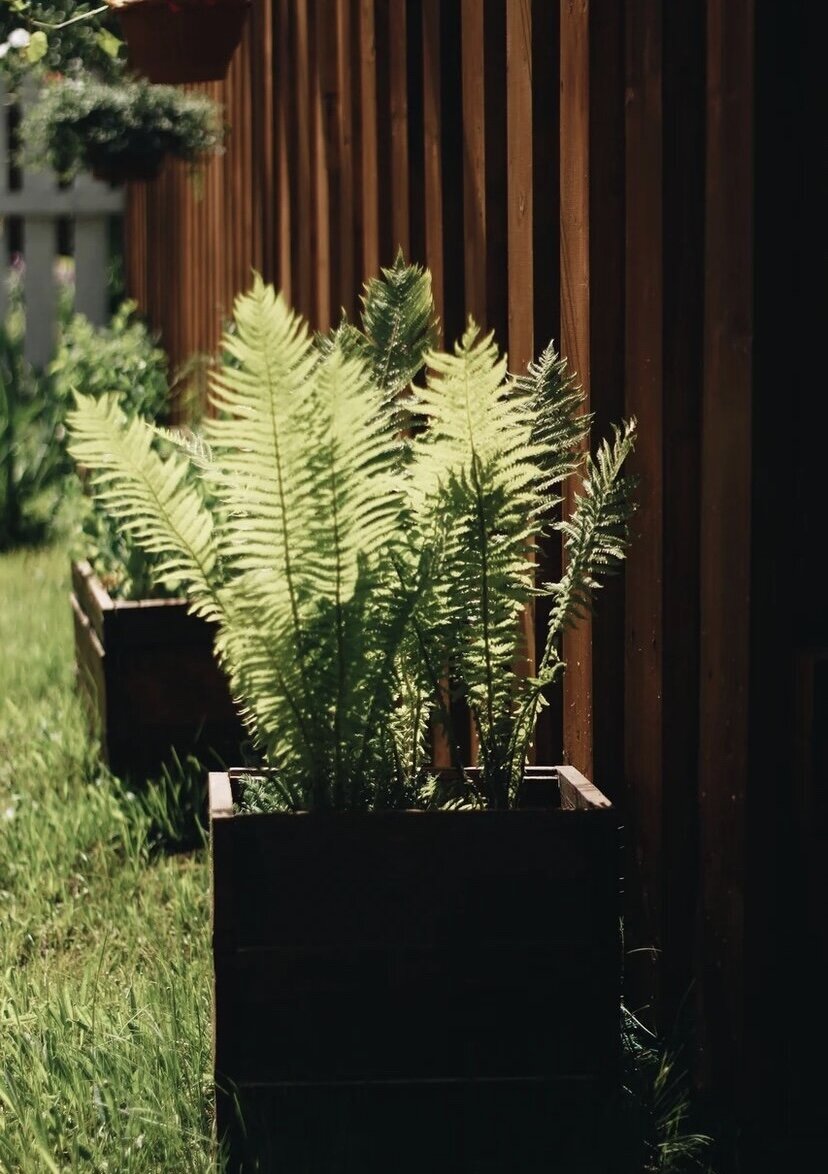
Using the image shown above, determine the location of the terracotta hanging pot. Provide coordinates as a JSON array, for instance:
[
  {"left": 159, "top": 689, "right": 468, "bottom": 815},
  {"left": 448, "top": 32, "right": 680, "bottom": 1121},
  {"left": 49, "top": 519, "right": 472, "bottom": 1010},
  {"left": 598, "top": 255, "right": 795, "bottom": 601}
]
[{"left": 107, "top": 0, "right": 251, "bottom": 84}]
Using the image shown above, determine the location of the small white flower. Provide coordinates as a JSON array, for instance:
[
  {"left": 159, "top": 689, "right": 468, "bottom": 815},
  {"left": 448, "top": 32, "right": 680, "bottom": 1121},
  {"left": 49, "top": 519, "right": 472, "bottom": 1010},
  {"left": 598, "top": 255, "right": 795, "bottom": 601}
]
[
  {"left": 8, "top": 28, "right": 31, "bottom": 49},
  {"left": 0, "top": 43, "right": 10, "bottom": 60}
]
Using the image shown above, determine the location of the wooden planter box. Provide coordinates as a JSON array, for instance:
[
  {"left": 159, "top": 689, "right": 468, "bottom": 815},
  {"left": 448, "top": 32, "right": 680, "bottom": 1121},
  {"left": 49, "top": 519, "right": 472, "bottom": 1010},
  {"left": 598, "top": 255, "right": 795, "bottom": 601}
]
[
  {"left": 210, "top": 766, "right": 621, "bottom": 1173},
  {"left": 71, "top": 560, "right": 244, "bottom": 778}
]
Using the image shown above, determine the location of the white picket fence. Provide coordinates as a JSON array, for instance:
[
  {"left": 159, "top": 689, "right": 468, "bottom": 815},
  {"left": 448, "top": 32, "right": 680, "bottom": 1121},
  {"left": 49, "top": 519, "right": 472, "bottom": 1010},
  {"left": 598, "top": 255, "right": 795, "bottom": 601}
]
[{"left": 0, "top": 82, "right": 123, "bottom": 367}]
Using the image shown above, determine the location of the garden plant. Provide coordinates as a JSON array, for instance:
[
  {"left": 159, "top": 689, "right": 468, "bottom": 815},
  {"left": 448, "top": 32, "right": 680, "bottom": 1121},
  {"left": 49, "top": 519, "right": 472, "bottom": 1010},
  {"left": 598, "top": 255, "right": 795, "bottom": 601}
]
[
  {"left": 20, "top": 74, "right": 223, "bottom": 182},
  {"left": 68, "top": 257, "right": 636, "bottom": 808}
]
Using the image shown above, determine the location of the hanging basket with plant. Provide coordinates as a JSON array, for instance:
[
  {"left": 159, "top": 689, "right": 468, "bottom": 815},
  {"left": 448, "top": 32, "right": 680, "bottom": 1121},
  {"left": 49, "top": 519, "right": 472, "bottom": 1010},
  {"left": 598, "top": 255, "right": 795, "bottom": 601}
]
[
  {"left": 107, "top": 0, "right": 250, "bottom": 84},
  {"left": 20, "top": 74, "right": 224, "bottom": 183}
]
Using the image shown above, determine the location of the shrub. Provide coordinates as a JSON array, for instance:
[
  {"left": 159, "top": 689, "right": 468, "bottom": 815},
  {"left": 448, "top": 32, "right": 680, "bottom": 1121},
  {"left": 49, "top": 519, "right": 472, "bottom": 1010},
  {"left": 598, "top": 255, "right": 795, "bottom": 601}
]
[{"left": 51, "top": 300, "right": 169, "bottom": 420}]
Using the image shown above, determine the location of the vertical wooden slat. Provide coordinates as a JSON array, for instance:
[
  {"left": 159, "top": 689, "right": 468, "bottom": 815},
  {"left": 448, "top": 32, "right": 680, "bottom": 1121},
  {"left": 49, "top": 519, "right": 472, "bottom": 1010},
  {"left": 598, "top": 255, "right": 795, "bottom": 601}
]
[
  {"left": 698, "top": 0, "right": 754, "bottom": 1105},
  {"left": 559, "top": 0, "right": 593, "bottom": 780},
  {"left": 660, "top": 0, "right": 704, "bottom": 1028},
  {"left": 277, "top": 0, "right": 293, "bottom": 299},
  {"left": 313, "top": 0, "right": 335, "bottom": 331},
  {"left": 293, "top": 0, "right": 314, "bottom": 320},
  {"left": 22, "top": 217, "right": 55, "bottom": 368},
  {"left": 74, "top": 216, "right": 109, "bottom": 327},
  {"left": 358, "top": 0, "right": 380, "bottom": 282},
  {"left": 530, "top": 0, "right": 562, "bottom": 768},
  {"left": 506, "top": 0, "right": 536, "bottom": 704},
  {"left": 623, "top": 0, "right": 664, "bottom": 1014},
  {"left": 506, "top": 0, "right": 533, "bottom": 376},
  {"left": 461, "top": 0, "right": 486, "bottom": 326},
  {"left": 388, "top": 0, "right": 410, "bottom": 259},
  {"left": 337, "top": 0, "right": 356, "bottom": 316},
  {"left": 421, "top": 0, "right": 444, "bottom": 326}
]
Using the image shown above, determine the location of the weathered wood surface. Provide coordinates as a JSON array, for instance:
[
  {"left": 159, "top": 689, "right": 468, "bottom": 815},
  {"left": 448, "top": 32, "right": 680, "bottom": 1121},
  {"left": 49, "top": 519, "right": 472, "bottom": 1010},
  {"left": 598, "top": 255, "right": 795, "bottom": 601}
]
[{"left": 71, "top": 561, "right": 244, "bottom": 778}]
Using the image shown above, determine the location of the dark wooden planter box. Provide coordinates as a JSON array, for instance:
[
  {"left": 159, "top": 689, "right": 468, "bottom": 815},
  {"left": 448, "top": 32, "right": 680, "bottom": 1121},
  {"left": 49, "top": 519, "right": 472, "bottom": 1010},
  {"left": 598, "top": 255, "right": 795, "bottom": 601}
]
[
  {"left": 71, "top": 560, "right": 244, "bottom": 779},
  {"left": 210, "top": 766, "right": 621, "bottom": 1173}
]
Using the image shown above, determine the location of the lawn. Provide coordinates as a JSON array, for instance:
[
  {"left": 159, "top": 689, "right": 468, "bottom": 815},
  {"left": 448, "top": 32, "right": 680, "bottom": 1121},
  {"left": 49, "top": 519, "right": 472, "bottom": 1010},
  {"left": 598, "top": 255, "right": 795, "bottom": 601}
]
[{"left": 0, "top": 544, "right": 217, "bottom": 1172}]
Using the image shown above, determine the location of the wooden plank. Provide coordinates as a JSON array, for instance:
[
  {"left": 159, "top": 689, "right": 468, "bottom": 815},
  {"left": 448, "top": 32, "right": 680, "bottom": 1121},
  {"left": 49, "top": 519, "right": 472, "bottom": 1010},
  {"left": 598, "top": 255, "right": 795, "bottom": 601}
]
[
  {"left": 71, "top": 591, "right": 107, "bottom": 742},
  {"left": 623, "top": 0, "right": 664, "bottom": 1015},
  {"left": 73, "top": 214, "right": 109, "bottom": 326},
  {"left": 421, "top": 0, "right": 444, "bottom": 325},
  {"left": 388, "top": 0, "right": 410, "bottom": 259},
  {"left": 461, "top": 0, "right": 486, "bottom": 326},
  {"left": 336, "top": 0, "right": 357, "bottom": 317},
  {"left": 292, "top": 0, "right": 314, "bottom": 320},
  {"left": 313, "top": 0, "right": 334, "bottom": 331},
  {"left": 71, "top": 559, "right": 112, "bottom": 644},
  {"left": 436, "top": 0, "right": 465, "bottom": 347},
  {"left": 559, "top": 0, "right": 592, "bottom": 780},
  {"left": 530, "top": 0, "right": 562, "bottom": 767},
  {"left": 659, "top": 0, "right": 705, "bottom": 1026},
  {"left": 506, "top": 0, "right": 533, "bottom": 377},
  {"left": 358, "top": 0, "right": 380, "bottom": 281},
  {"left": 277, "top": 0, "right": 294, "bottom": 300},
  {"left": 506, "top": 0, "right": 536, "bottom": 704},
  {"left": 698, "top": 0, "right": 754, "bottom": 1102}
]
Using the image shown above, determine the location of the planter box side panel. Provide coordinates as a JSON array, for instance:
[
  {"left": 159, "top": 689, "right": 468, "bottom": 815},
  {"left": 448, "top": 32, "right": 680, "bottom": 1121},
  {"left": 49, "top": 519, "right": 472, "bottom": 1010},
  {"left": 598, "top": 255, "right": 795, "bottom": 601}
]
[
  {"left": 72, "top": 563, "right": 244, "bottom": 777},
  {"left": 71, "top": 591, "right": 107, "bottom": 750},
  {"left": 211, "top": 795, "right": 621, "bottom": 1170}
]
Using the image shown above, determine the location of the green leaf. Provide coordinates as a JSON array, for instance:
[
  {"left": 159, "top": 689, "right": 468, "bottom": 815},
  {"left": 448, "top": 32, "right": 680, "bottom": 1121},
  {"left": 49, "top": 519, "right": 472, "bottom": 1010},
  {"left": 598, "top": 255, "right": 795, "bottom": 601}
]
[
  {"left": 26, "top": 31, "right": 48, "bottom": 64},
  {"left": 95, "top": 28, "right": 122, "bottom": 59}
]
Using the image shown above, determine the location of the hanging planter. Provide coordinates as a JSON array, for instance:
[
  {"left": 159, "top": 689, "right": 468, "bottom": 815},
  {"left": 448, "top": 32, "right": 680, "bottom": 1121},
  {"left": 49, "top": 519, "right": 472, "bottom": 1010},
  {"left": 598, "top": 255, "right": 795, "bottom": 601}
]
[
  {"left": 107, "top": 0, "right": 251, "bottom": 84},
  {"left": 88, "top": 153, "right": 163, "bottom": 185},
  {"left": 20, "top": 75, "right": 224, "bottom": 184}
]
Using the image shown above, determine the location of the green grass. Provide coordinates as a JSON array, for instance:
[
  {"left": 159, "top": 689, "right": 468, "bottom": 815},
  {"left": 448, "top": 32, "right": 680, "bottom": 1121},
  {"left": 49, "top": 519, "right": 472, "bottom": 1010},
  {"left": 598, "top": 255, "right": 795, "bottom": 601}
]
[{"left": 0, "top": 545, "right": 217, "bottom": 1172}]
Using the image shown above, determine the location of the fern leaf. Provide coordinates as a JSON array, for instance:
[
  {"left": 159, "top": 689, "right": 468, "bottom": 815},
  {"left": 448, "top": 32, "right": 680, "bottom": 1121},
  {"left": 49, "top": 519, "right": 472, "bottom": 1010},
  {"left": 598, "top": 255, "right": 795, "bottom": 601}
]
[
  {"left": 67, "top": 393, "right": 218, "bottom": 616},
  {"left": 513, "top": 341, "right": 591, "bottom": 496},
  {"left": 360, "top": 251, "right": 438, "bottom": 400}
]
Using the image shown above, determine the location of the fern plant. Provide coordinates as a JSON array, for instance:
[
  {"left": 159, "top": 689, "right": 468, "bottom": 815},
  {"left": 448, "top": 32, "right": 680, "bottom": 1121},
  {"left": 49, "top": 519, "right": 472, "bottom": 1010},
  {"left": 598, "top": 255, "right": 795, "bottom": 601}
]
[{"left": 67, "top": 258, "right": 635, "bottom": 811}]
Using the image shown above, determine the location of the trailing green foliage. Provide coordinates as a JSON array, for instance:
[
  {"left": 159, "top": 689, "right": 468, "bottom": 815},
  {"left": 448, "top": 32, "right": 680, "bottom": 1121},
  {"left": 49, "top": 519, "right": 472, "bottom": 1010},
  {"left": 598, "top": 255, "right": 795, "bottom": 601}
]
[
  {"left": 20, "top": 75, "right": 223, "bottom": 180},
  {"left": 68, "top": 257, "right": 635, "bottom": 810}
]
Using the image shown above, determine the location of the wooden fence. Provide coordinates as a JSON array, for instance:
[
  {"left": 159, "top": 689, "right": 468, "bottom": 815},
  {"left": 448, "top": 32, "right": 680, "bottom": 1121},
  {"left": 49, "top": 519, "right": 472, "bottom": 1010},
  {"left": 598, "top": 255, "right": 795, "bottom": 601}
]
[
  {"left": 0, "top": 83, "right": 123, "bottom": 366},
  {"left": 123, "top": 3, "right": 822, "bottom": 1169}
]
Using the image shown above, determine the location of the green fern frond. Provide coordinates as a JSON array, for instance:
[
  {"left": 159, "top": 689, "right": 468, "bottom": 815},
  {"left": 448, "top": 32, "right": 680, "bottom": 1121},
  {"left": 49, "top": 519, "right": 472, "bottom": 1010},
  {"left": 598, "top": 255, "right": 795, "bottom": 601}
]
[
  {"left": 360, "top": 251, "right": 438, "bottom": 400},
  {"left": 514, "top": 341, "right": 592, "bottom": 496},
  {"left": 508, "top": 420, "right": 636, "bottom": 777},
  {"left": 547, "top": 419, "right": 637, "bottom": 641},
  {"left": 405, "top": 322, "right": 548, "bottom": 806},
  {"left": 66, "top": 393, "right": 218, "bottom": 616}
]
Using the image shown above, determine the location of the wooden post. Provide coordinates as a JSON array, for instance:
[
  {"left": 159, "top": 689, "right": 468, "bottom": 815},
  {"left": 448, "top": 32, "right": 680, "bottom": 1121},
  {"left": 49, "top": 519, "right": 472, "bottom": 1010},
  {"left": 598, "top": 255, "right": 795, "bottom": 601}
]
[
  {"left": 559, "top": 0, "right": 593, "bottom": 780},
  {"left": 623, "top": 0, "right": 664, "bottom": 1014},
  {"left": 506, "top": 0, "right": 537, "bottom": 708},
  {"left": 277, "top": 0, "right": 294, "bottom": 300},
  {"left": 358, "top": 0, "right": 380, "bottom": 282},
  {"left": 698, "top": 0, "right": 754, "bottom": 1108},
  {"left": 421, "top": 0, "right": 444, "bottom": 326}
]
